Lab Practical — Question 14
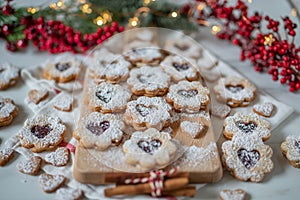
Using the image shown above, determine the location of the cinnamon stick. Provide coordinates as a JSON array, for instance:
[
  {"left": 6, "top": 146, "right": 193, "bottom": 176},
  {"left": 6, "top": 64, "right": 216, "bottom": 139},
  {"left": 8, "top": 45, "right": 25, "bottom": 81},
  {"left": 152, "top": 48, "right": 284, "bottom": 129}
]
[{"left": 104, "top": 177, "right": 189, "bottom": 197}]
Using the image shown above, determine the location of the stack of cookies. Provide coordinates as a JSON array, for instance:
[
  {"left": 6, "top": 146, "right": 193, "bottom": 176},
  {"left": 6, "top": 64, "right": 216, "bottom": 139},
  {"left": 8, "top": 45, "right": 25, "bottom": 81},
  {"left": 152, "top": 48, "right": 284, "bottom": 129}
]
[{"left": 73, "top": 28, "right": 223, "bottom": 184}]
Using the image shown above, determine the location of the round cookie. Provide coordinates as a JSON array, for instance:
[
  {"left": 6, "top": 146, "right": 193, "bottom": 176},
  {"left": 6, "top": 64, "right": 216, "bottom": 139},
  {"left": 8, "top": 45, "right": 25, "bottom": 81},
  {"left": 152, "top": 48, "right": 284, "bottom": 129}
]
[
  {"left": 281, "top": 135, "right": 300, "bottom": 168},
  {"left": 127, "top": 65, "right": 170, "bottom": 97},
  {"left": 223, "top": 112, "right": 271, "bottom": 141},
  {"left": 222, "top": 135, "right": 273, "bottom": 182},
  {"left": 214, "top": 76, "right": 256, "bottom": 107},
  {"left": 124, "top": 96, "right": 172, "bottom": 131},
  {"left": 166, "top": 80, "right": 210, "bottom": 113},
  {"left": 43, "top": 55, "right": 82, "bottom": 83},
  {"left": 160, "top": 55, "right": 200, "bottom": 82},
  {"left": 123, "top": 128, "right": 177, "bottom": 170},
  {"left": 0, "top": 97, "right": 19, "bottom": 127},
  {"left": 73, "top": 112, "right": 125, "bottom": 150},
  {"left": 18, "top": 115, "right": 66, "bottom": 153},
  {"left": 89, "top": 82, "right": 132, "bottom": 113},
  {"left": 0, "top": 63, "right": 20, "bottom": 90}
]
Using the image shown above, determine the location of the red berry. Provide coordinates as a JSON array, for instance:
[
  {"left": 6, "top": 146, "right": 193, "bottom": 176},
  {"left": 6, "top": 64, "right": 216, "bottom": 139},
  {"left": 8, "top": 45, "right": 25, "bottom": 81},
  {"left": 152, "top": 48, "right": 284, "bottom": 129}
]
[
  {"left": 1, "top": 24, "right": 11, "bottom": 35},
  {"left": 16, "top": 39, "right": 28, "bottom": 49},
  {"left": 6, "top": 42, "right": 17, "bottom": 52},
  {"left": 118, "top": 26, "right": 125, "bottom": 32},
  {"left": 2, "top": 4, "right": 14, "bottom": 15},
  {"left": 111, "top": 22, "right": 118, "bottom": 27}
]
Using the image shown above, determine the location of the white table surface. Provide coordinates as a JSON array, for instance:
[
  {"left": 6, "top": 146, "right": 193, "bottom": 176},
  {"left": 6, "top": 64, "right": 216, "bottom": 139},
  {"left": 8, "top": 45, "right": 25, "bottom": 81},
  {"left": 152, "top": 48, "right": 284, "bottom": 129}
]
[{"left": 1, "top": 0, "right": 300, "bottom": 199}]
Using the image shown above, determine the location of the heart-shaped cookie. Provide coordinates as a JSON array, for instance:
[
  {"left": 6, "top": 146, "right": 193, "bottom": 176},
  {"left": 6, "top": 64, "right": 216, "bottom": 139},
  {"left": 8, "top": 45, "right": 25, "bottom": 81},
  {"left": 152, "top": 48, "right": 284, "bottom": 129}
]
[
  {"left": 28, "top": 89, "right": 49, "bottom": 104},
  {"left": 135, "top": 104, "right": 155, "bottom": 117},
  {"left": 237, "top": 148, "right": 260, "bottom": 169},
  {"left": 39, "top": 173, "right": 66, "bottom": 193},
  {"left": 86, "top": 121, "right": 110, "bottom": 136},
  {"left": 95, "top": 88, "right": 113, "bottom": 103},
  {"left": 236, "top": 121, "right": 257, "bottom": 134},
  {"left": 17, "top": 156, "right": 42, "bottom": 175},
  {"left": 177, "top": 89, "right": 198, "bottom": 98},
  {"left": 55, "top": 187, "right": 83, "bottom": 200},
  {"left": 253, "top": 102, "right": 274, "bottom": 117},
  {"left": 0, "top": 148, "right": 14, "bottom": 166},
  {"left": 31, "top": 124, "right": 53, "bottom": 139},
  {"left": 44, "top": 147, "right": 70, "bottom": 166},
  {"left": 55, "top": 62, "right": 71, "bottom": 72},
  {"left": 137, "top": 139, "right": 162, "bottom": 154}
]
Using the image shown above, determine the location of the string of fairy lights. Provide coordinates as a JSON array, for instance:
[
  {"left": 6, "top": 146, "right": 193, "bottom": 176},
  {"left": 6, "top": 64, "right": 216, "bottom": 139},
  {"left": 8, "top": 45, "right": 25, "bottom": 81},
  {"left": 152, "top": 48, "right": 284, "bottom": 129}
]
[{"left": 25, "top": 0, "right": 299, "bottom": 33}]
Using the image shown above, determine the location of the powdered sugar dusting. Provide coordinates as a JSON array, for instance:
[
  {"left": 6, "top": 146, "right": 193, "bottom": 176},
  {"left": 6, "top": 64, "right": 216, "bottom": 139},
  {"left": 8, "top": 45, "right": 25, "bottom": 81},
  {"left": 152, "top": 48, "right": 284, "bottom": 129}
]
[
  {"left": 160, "top": 55, "right": 199, "bottom": 81},
  {"left": 0, "top": 63, "right": 19, "bottom": 87},
  {"left": 45, "top": 147, "right": 69, "bottom": 166},
  {"left": 282, "top": 135, "right": 300, "bottom": 161},
  {"left": 55, "top": 187, "right": 82, "bottom": 200},
  {"left": 253, "top": 102, "right": 274, "bottom": 117},
  {"left": 220, "top": 189, "right": 246, "bottom": 200},
  {"left": 53, "top": 93, "right": 73, "bottom": 111},
  {"left": 39, "top": 173, "right": 66, "bottom": 192},
  {"left": 0, "top": 97, "right": 17, "bottom": 118},
  {"left": 180, "top": 121, "right": 205, "bottom": 138},
  {"left": 127, "top": 66, "right": 170, "bottom": 94},
  {"left": 17, "top": 156, "right": 42, "bottom": 175},
  {"left": 124, "top": 96, "right": 171, "bottom": 130}
]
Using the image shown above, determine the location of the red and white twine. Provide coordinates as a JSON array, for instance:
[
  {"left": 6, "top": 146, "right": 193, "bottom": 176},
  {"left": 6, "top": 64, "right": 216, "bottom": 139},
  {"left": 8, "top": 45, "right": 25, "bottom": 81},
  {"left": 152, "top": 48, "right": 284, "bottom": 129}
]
[{"left": 124, "top": 167, "right": 178, "bottom": 197}]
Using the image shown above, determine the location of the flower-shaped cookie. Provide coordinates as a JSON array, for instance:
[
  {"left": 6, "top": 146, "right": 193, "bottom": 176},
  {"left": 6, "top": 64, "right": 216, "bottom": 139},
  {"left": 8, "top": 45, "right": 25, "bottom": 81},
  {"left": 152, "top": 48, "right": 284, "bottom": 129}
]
[
  {"left": 43, "top": 54, "right": 81, "bottom": 83},
  {"left": 18, "top": 115, "right": 66, "bottom": 152},
  {"left": 124, "top": 96, "right": 172, "bottom": 130},
  {"left": 214, "top": 76, "right": 256, "bottom": 107},
  {"left": 0, "top": 63, "right": 19, "bottom": 90},
  {"left": 123, "top": 128, "right": 177, "bottom": 170},
  {"left": 127, "top": 66, "right": 170, "bottom": 96},
  {"left": 89, "top": 82, "right": 132, "bottom": 113},
  {"left": 0, "top": 97, "right": 19, "bottom": 127},
  {"left": 281, "top": 135, "right": 300, "bottom": 168},
  {"left": 166, "top": 80, "right": 210, "bottom": 113},
  {"left": 124, "top": 47, "right": 163, "bottom": 65},
  {"left": 222, "top": 135, "right": 273, "bottom": 182},
  {"left": 160, "top": 55, "right": 199, "bottom": 82},
  {"left": 223, "top": 112, "right": 271, "bottom": 141},
  {"left": 164, "top": 38, "right": 202, "bottom": 59},
  {"left": 74, "top": 112, "right": 125, "bottom": 150},
  {"left": 97, "top": 55, "right": 131, "bottom": 83}
]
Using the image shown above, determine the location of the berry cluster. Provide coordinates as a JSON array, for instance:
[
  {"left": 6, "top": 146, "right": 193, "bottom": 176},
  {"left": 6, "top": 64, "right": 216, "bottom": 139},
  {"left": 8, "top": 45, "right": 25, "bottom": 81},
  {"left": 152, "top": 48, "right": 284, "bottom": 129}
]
[
  {"left": 24, "top": 18, "right": 123, "bottom": 54},
  {"left": 0, "top": 0, "right": 124, "bottom": 54},
  {"left": 194, "top": 0, "right": 300, "bottom": 92}
]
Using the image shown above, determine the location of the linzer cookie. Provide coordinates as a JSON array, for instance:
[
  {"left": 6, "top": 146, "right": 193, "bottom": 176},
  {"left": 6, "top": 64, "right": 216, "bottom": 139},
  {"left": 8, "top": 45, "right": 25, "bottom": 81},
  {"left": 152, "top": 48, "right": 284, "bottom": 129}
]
[
  {"left": 0, "top": 147, "right": 14, "bottom": 166},
  {"left": 253, "top": 102, "right": 275, "bottom": 117},
  {"left": 124, "top": 96, "right": 172, "bottom": 131},
  {"left": 222, "top": 135, "right": 273, "bottom": 182},
  {"left": 127, "top": 65, "right": 170, "bottom": 96},
  {"left": 219, "top": 189, "right": 246, "bottom": 200},
  {"left": 39, "top": 173, "right": 66, "bottom": 193},
  {"left": 73, "top": 112, "right": 125, "bottom": 150},
  {"left": 123, "top": 128, "right": 176, "bottom": 170},
  {"left": 44, "top": 147, "right": 70, "bottom": 167},
  {"left": 124, "top": 47, "right": 163, "bottom": 65},
  {"left": 214, "top": 76, "right": 256, "bottom": 107},
  {"left": 0, "top": 63, "right": 19, "bottom": 90},
  {"left": 0, "top": 97, "right": 19, "bottom": 127},
  {"left": 89, "top": 82, "right": 132, "bottom": 113},
  {"left": 223, "top": 112, "right": 271, "bottom": 141},
  {"left": 43, "top": 55, "right": 81, "bottom": 83},
  {"left": 18, "top": 115, "right": 66, "bottom": 152},
  {"left": 96, "top": 55, "right": 131, "bottom": 83},
  {"left": 164, "top": 38, "right": 202, "bottom": 59},
  {"left": 180, "top": 121, "right": 208, "bottom": 139},
  {"left": 17, "top": 156, "right": 42, "bottom": 175},
  {"left": 160, "top": 55, "right": 199, "bottom": 82},
  {"left": 281, "top": 135, "right": 300, "bottom": 168},
  {"left": 166, "top": 80, "right": 210, "bottom": 113}
]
